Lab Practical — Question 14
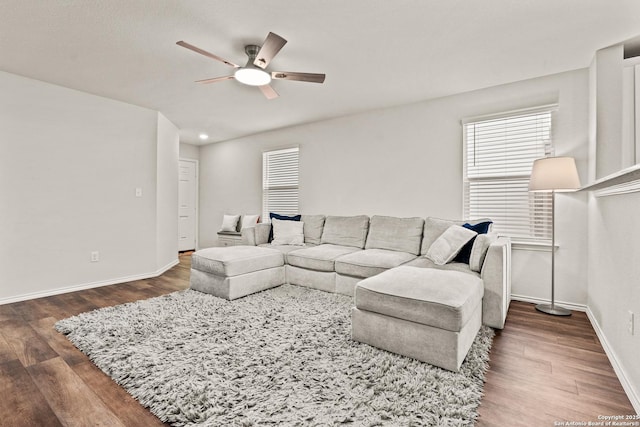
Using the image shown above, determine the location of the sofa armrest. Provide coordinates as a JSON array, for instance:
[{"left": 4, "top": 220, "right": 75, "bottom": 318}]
[
  {"left": 241, "top": 223, "right": 271, "bottom": 246},
  {"left": 241, "top": 227, "right": 257, "bottom": 245},
  {"left": 480, "top": 237, "right": 512, "bottom": 329}
]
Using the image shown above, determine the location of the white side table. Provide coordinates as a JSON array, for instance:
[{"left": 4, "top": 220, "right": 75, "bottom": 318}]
[{"left": 217, "top": 231, "right": 243, "bottom": 246}]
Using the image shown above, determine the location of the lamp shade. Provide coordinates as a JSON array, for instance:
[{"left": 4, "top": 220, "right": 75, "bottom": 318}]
[{"left": 529, "top": 156, "right": 581, "bottom": 192}]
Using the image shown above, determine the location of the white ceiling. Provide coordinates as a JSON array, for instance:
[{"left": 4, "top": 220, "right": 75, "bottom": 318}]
[{"left": 2, "top": 1, "right": 640, "bottom": 145}]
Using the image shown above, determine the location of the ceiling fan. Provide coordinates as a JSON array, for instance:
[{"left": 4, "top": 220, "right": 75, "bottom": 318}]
[{"left": 177, "top": 32, "right": 326, "bottom": 100}]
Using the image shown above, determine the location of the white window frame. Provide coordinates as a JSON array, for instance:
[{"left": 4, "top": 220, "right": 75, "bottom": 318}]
[
  {"left": 262, "top": 147, "right": 299, "bottom": 221},
  {"left": 462, "top": 105, "right": 557, "bottom": 245}
]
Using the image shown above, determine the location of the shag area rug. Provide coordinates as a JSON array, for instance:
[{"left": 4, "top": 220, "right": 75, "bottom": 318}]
[{"left": 56, "top": 285, "right": 494, "bottom": 426}]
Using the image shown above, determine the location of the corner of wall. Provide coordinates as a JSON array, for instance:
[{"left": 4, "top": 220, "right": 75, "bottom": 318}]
[{"left": 156, "top": 113, "right": 180, "bottom": 270}]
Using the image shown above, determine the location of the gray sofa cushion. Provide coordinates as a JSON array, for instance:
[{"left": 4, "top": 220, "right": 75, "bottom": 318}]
[
  {"left": 258, "top": 243, "right": 317, "bottom": 263},
  {"left": 335, "top": 249, "right": 417, "bottom": 278},
  {"left": 320, "top": 215, "right": 370, "bottom": 248},
  {"left": 403, "top": 257, "right": 480, "bottom": 277},
  {"left": 364, "top": 215, "right": 425, "bottom": 255},
  {"left": 287, "top": 244, "right": 361, "bottom": 272},
  {"left": 192, "top": 246, "right": 284, "bottom": 277},
  {"left": 469, "top": 232, "right": 497, "bottom": 272},
  {"left": 420, "top": 217, "right": 492, "bottom": 256},
  {"left": 301, "top": 214, "right": 326, "bottom": 245},
  {"left": 355, "top": 266, "right": 484, "bottom": 331}
]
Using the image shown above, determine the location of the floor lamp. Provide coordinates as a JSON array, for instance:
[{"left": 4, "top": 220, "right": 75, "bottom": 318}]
[{"left": 528, "top": 157, "right": 581, "bottom": 316}]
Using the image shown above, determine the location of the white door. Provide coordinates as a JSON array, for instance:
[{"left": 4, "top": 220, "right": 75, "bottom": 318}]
[{"left": 178, "top": 159, "right": 197, "bottom": 251}]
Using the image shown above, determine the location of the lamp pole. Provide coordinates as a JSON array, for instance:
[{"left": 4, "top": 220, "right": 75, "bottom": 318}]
[{"left": 536, "top": 190, "right": 571, "bottom": 316}]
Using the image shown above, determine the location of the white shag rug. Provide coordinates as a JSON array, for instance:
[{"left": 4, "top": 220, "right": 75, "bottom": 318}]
[{"left": 55, "top": 285, "right": 493, "bottom": 426}]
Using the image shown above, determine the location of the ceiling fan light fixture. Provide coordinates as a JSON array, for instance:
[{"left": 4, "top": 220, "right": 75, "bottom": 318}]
[
  {"left": 177, "top": 35, "right": 325, "bottom": 100},
  {"left": 234, "top": 67, "right": 271, "bottom": 86}
]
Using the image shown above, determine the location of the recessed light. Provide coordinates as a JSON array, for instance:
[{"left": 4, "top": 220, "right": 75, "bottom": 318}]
[{"left": 198, "top": 133, "right": 209, "bottom": 140}]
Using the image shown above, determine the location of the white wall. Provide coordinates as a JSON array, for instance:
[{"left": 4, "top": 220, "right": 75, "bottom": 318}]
[
  {"left": 199, "top": 69, "right": 589, "bottom": 305},
  {"left": 156, "top": 113, "right": 179, "bottom": 270},
  {"left": 587, "top": 192, "right": 640, "bottom": 409},
  {"left": 179, "top": 142, "right": 200, "bottom": 161},
  {"left": 0, "top": 71, "right": 178, "bottom": 303}
]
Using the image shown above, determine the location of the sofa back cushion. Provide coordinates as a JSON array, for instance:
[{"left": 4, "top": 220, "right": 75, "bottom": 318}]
[
  {"left": 364, "top": 215, "right": 424, "bottom": 255},
  {"left": 420, "top": 217, "right": 492, "bottom": 256},
  {"left": 320, "top": 215, "right": 370, "bottom": 248},
  {"left": 301, "top": 214, "right": 326, "bottom": 245},
  {"left": 469, "top": 232, "right": 498, "bottom": 272}
]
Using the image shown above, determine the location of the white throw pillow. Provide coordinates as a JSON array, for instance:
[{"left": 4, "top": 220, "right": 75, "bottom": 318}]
[
  {"left": 240, "top": 214, "right": 260, "bottom": 230},
  {"left": 271, "top": 218, "right": 305, "bottom": 246},
  {"left": 469, "top": 233, "right": 498, "bottom": 272},
  {"left": 426, "top": 225, "right": 477, "bottom": 265},
  {"left": 219, "top": 214, "right": 240, "bottom": 232}
]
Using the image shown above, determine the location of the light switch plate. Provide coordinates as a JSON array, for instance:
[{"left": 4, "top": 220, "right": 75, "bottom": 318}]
[
  {"left": 135, "top": 188, "right": 143, "bottom": 197},
  {"left": 629, "top": 311, "right": 635, "bottom": 335}
]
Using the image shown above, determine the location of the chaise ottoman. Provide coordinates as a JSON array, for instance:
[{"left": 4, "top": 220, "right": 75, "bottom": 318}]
[
  {"left": 351, "top": 266, "right": 483, "bottom": 372},
  {"left": 189, "top": 246, "right": 285, "bottom": 300}
]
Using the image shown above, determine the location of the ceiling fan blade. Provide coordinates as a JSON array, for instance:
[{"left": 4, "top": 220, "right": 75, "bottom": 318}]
[
  {"left": 253, "top": 32, "right": 287, "bottom": 69},
  {"left": 195, "top": 76, "right": 235, "bottom": 84},
  {"left": 271, "top": 71, "right": 326, "bottom": 84},
  {"left": 259, "top": 84, "right": 279, "bottom": 100},
  {"left": 176, "top": 41, "right": 240, "bottom": 68}
]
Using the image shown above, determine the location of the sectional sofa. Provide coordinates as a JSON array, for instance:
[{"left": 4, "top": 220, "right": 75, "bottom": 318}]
[{"left": 241, "top": 214, "right": 511, "bottom": 330}]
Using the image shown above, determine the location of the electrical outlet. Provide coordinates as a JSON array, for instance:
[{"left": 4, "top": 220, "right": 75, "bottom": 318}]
[
  {"left": 90, "top": 251, "right": 99, "bottom": 262},
  {"left": 629, "top": 311, "right": 635, "bottom": 335}
]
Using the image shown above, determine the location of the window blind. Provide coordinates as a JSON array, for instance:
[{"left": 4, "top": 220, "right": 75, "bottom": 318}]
[
  {"left": 263, "top": 147, "right": 299, "bottom": 220},
  {"left": 463, "top": 107, "right": 554, "bottom": 241}
]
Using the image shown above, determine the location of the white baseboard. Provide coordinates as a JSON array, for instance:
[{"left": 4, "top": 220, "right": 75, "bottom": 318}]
[
  {"left": 510, "top": 293, "right": 588, "bottom": 312},
  {"left": 0, "top": 258, "right": 179, "bottom": 305},
  {"left": 585, "top": 307, "right": 640, "bottom": 414},
  {"left": 510, "top": 293, "right": 639, "bottom": 414},
  {"left": 156, "top": 258, "right": 180, "bottom": 276}
]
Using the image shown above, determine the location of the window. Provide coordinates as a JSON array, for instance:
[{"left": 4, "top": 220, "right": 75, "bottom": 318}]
[
  {"left": 463, "top": 105, "right": 556, "bottom": 242},
  {"left": 262, "top": 147, "right": 299, "bottom": 220}
]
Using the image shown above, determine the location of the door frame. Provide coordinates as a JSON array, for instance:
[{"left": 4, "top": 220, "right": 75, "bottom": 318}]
[{"left": 179, "top": 158, "right": 199, "bottom": 251}]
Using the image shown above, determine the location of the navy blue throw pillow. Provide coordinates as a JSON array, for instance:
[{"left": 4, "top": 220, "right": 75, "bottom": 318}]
[
  {"left": 453, "top": 221, "right": 493, "bottom": 264},
  {"left": 268, "top": 213, "right": 302, "bottom": 242}
]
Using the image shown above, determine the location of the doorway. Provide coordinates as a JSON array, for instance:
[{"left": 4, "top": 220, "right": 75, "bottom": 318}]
[{"left": 178, "top": 159, "right": 198, "bottom": 251}]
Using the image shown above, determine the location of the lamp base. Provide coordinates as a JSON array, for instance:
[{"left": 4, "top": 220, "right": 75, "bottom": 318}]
[{"left": 535, "top": 303, "right": 572, "bottom": 316}]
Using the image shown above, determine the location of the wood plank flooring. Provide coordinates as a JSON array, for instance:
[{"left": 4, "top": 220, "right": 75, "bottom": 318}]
[
  {"left": 0, "top": 253, "right": 635, "bottom": 426},
  {"left": 477, "top": 302, "right": 636, "bottom": 426}
]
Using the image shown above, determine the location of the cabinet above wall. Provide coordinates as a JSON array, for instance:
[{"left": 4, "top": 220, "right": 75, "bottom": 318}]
[
  {"left": 588, "top": 35, "right": 640, "bottom": 193},
  {"left": 622, "top": 55, "right": 640, "bottom": 168}
]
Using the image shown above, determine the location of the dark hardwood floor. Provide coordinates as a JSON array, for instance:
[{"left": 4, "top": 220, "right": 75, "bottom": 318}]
[
  {"left": 477, "top": 302, "right": 637, "bottom": 426},
  {"left": 0, "top": 253, "right": 635, "bottom": 426}
]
